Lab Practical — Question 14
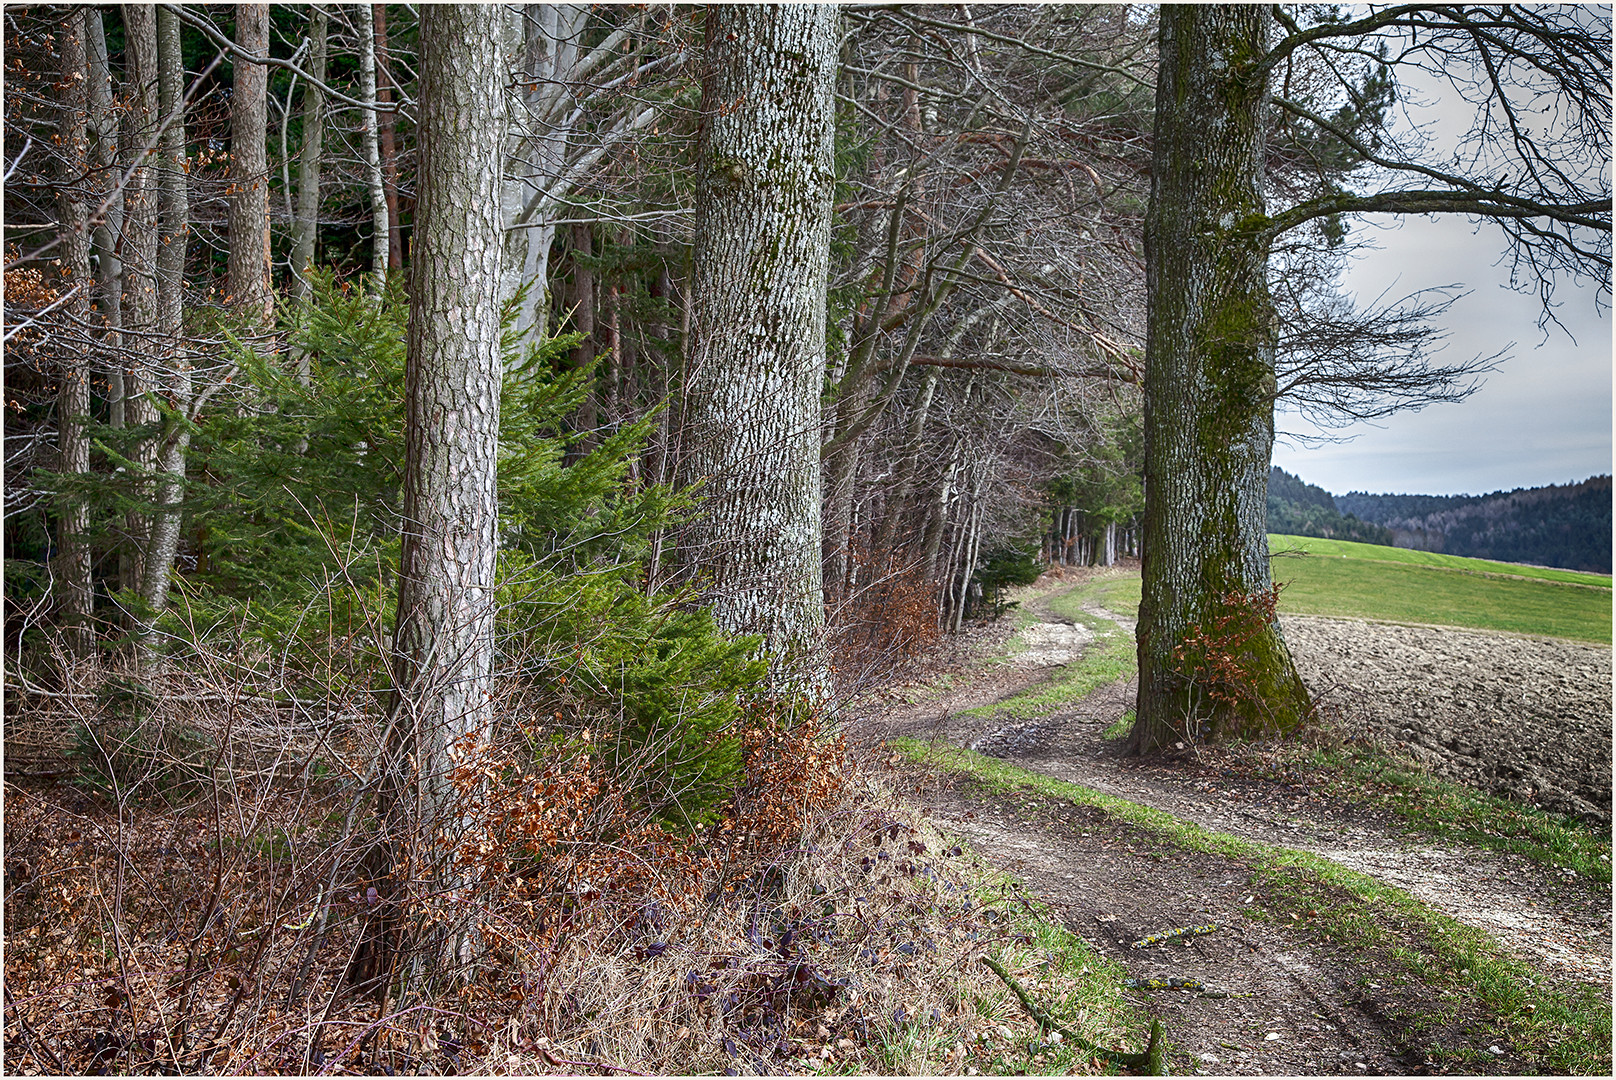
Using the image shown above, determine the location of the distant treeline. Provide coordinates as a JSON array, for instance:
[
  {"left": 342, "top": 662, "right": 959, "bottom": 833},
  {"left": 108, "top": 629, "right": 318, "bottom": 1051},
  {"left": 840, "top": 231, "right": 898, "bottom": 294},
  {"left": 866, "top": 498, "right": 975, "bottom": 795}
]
[
  {"left": 1337, "top": 475, "right": 1613, "bottom": 573},
  {"left": 1267, "top": 468, "right": 1395, "bottom": 545}
]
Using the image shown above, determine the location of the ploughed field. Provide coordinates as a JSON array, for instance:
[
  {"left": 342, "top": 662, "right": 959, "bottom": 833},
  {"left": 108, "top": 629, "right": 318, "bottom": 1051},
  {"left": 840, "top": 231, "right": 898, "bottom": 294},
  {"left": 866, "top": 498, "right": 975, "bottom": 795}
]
[
  {"left": 1267, "top": 534, "right": 1612, "bottom": 828},
  {"left": 1283, "top": 615, "right": 1612, "bottom": 827}
]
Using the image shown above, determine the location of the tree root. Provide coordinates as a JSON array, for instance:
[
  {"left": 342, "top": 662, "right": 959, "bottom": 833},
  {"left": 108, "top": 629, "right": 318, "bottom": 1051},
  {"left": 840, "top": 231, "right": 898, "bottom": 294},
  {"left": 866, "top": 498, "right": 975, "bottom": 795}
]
[{"left": 983, "top": 955, "right": 1167, "bottom": 1075}]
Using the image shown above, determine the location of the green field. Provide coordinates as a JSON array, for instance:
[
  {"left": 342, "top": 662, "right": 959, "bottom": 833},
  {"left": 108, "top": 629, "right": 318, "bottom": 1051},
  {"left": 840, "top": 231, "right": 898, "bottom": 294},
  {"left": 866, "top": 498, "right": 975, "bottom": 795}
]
[
  {"left": 1267, "top": 535, "right": 1611, "bottom": 643},
  {"left": 1268, "top": 534, "right": 1612, "bottom": 588},
  {"left": 1054, "top": 539, "right": 1611, "bottom": 644}
]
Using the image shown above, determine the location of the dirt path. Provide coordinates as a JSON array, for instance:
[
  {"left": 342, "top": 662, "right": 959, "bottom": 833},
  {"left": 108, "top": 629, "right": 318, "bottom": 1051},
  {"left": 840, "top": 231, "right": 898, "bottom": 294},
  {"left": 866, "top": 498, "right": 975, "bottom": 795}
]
[{"left": 855, "top": 574, "right": 1612, "bottom": 1075}]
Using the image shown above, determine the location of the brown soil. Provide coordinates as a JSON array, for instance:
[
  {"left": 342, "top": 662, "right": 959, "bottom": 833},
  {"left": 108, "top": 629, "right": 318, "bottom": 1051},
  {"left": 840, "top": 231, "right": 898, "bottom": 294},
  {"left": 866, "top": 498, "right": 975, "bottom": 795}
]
[{"left": 853, "top": 570, "right": 1613, "bottom": 1076}]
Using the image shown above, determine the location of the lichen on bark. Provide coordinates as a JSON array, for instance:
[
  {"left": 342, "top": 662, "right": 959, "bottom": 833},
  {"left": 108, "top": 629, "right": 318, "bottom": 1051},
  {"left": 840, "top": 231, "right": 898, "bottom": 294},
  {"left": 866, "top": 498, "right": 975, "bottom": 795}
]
[{"left": 678, "top": 5, "right": 838, "bottom": 690}]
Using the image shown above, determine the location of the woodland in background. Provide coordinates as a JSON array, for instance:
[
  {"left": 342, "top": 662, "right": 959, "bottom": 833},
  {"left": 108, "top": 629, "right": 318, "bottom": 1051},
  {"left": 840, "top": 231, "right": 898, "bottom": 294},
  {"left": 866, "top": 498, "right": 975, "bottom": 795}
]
[
  {"left": 1266, "top": 466, "right": 1396, "bottom": 546},
  {"left": 1338, "top": 473, "right": 1614, "bottom": 574},
  {"left": 3, "top": 5, "right": 1157, "bottom": 687}
]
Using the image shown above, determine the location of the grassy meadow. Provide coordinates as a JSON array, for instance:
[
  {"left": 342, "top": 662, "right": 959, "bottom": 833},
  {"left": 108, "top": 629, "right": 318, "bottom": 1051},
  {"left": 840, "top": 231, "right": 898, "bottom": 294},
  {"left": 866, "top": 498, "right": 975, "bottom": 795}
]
[
  {"left": 1059, "top": 541, "right": 1612, "bottom": 643},
  {"left": 1267, "top": 534, "right": 1612, "bottom": 643}
]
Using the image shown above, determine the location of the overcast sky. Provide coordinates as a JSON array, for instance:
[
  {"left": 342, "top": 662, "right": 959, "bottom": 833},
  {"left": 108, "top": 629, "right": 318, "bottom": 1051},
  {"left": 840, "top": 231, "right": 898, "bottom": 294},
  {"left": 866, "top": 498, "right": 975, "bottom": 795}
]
[
  {"left": 1272, "top": 214, "right": 1611, "bottom": 497},
  {"left": 1269, "top": 31, "right": 1611, "bottom": 499}
]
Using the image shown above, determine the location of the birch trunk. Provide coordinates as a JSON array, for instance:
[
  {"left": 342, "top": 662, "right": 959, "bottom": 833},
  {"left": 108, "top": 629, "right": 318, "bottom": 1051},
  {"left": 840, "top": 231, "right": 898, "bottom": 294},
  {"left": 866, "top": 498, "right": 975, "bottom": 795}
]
[
  {"left": 357, "top": 5, "right": 507, "bottom": 993},
  {"left": 227, "top": 4, "right": 273, "bottom": 322},
  {"left": 55, "top": 9, "right": 95, "bottom": 659},
  {"left": 679, "top": 4, "right": 837, "bottom": 686},
  {"left": 374, "top": 3, "right": 403, "bottom": 270},
  {"left": 358, "top": 3, "right": 388, "bottom": 291},
  {"left": 1130, "top": 6, "right": 1311, "bottom": 754}
]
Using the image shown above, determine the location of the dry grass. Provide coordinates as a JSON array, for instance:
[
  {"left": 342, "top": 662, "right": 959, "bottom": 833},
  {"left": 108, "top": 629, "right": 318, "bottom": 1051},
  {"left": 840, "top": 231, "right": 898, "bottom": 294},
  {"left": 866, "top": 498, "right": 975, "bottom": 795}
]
[{"left": 4, "top": 647, "right": 1139, "bottom": 1076}]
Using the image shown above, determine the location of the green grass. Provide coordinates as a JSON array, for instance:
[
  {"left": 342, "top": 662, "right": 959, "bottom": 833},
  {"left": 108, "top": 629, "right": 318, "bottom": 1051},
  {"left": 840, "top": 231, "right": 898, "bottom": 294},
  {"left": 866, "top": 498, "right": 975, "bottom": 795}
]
[
  {"left": 857, "top": 836, "right": 1155, "bottom": 1077},
  {"left": 980, "top": 570, "right": 1606, "bottom": 880},
  {"left": 1305, "top": 746, "right": 1611, "bottom": 884},
  {"left": 1043, "top": 573, "right": 1141, "bottom": 624},
  {"left": 899, "top": 739, "right": 1613, "bottom": 1076},
  {"left": 1268, "top": 534, "right": 1612, "bottom": 588},
  {"left": 963, "top": 575, "right": 1137, "bottom": 720},
  {"left": 1268, "top": 534, "right": 1611, "bottom": 643},
  {"left": 970, "top": 879, "right": 1160, "bottom": 1075}
]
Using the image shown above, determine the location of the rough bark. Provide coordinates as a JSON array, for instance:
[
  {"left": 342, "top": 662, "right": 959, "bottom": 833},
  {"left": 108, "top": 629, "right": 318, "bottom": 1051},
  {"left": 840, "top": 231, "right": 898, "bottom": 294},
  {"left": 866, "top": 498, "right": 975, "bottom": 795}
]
[
  {"left": 1129, "top": 6, "right": 1311, "bottom": 755},
  {"left": 290, "top": 4, "right": 328, "bottom": 306},
  {"left": 54, "top": 8, "right": 95, "bottom": 659},
  {"left": 86, "top": 8, "right": 124, "bottom": 433},
  {"left": 134, "top": 3, "right": 193, "bottom": 663},
  {"left": 678, "top": 4, "right": 838, "bottom": 686},
  {"left": 118, "top": 3, "right": 160, "bottom": 603},
  {"left": 358, "top": 4, "right": 507, "bottom": 993},
  {"left": 227, "top": 4, "right": 272, "bottom": 322},
  {"left": 563, "top": 222, "right": 597, "bottom": 441}
]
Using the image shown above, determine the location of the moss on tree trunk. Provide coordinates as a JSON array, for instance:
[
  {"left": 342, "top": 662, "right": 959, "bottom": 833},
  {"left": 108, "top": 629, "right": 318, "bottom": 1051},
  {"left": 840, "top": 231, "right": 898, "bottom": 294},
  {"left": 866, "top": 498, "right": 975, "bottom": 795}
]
[{"left": 1130, "top": 6, "right": 1312, "bottom": 755}]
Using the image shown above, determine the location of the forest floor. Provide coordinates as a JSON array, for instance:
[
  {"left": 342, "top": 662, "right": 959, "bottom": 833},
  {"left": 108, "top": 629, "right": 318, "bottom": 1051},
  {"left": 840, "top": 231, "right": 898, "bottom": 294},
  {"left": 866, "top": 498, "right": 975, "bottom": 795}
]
[{"left": 850, "top": 567, "right": 1612, "bottom": 1076}]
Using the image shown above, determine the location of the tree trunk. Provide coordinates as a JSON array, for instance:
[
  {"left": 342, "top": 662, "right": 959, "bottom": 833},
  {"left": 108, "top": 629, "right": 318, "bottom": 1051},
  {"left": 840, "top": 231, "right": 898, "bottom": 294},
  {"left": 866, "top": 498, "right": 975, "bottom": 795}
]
[
  {"left": 227, "top": 4, "right": 272, "bottom": 323},
  {"left": 644, "top": 227, "right": 678, "bottom": 589},
  {"left": 357, "top": 4, "right": 507, "bottom": 994},
  {"left": 54, "top": 8, "right": 95, "bottom": 660},
  {"left": 1129, "top": 6, "right": 1311, "bottom": 755},
  {"left": 563, "top": 223, "right": 597, "bottom": 442},
  {"left": 678, "top": 4, "right": 837, "bottom": 687},
  {"left": 871, "top": 366, "right": 938, "bottom": 565},
  {"left": 134, "top": 3, "right": 193, "bottom": 666},
  {"left": 290, "top": 4, "right": 328, "bottom": 308},
  {"left": 373, "top": 3, "right": 403, "bottom": 270},
  {"left": 358, "top": 2, "right": 388, "bottom": 291},
  {"left": 87, "top": 8, "right": 124, "bottom": 434},
  {"left": 119, "top": 3, "right": 160, "bottom": 605},
  {"left": 500, "top": 4, "right": 590, "bottom": 342}
]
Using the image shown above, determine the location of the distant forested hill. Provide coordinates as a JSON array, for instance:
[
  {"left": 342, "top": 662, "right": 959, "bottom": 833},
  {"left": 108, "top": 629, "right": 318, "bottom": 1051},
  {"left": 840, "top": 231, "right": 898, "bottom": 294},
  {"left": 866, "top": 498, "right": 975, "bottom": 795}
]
[
  {"left": 1337, "top": 475, "right": 1613, "bottom": 573},
  {"left": 1267, "top": 468, "right": 1395, "bottom": 545}
]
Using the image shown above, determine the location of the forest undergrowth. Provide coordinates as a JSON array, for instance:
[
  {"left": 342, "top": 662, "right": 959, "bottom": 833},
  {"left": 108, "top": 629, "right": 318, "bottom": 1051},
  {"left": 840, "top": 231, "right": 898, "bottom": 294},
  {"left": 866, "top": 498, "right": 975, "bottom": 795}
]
[{"left": 4, "top": 648, "right": 1150, "bottom": 1077}]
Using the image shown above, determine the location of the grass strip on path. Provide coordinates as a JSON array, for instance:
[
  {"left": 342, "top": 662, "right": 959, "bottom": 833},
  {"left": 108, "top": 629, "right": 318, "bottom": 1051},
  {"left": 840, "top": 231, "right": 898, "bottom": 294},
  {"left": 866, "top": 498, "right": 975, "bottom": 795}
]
[
  {"left": 967, "top": 573, "right": 1609, "bottom": 881},
  {"left": 963, "top": 574, "right": 1138, "bottom": 721},
  {"left": 896, "top": 739, "right": 1612, "bottom": 1076},
  {"left": 1303, "top": 746, "right": 1612, "bottom": 885}
]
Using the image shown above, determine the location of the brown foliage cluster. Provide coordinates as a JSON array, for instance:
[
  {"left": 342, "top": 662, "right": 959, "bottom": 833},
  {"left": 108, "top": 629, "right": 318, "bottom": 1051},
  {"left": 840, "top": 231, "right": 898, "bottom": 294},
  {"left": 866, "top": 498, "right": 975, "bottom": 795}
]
[
  {"left": 1168, "top": 584, "right": 1308, "bottom": 740},
  {"left": 3, "top": 683, "right": 870, "bottom": 1074},
  {"left": 4, "top": 674, "right": 1118, "bottom": 1075},
  {"left": 830, "top": 557, "right": 942, "bottom": 689},
  {"left": 439, "top": 704, "right": 851, "bottom": 970}
]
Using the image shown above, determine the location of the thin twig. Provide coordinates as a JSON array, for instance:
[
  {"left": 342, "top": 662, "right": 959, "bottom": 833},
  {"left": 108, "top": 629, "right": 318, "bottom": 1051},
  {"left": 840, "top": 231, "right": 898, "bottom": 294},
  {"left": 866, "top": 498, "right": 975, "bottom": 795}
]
[{"left": 982, "top": 954, "right": 1166, "bottom": 1075}]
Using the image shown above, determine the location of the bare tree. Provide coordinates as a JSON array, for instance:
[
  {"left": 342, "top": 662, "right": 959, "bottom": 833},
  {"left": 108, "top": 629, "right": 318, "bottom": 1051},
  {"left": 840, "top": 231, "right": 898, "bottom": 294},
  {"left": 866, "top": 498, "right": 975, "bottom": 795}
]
[
  {"left": 53, "top": 8, "right": 95, "bottom": 660},
  {"left": 374, "top": 3, "right": 403, "bottom": 269},
  {"left": 118, "top": 4, "right": 161, "bottom": 606},
  {"left": 290, "top": 4, "right": 329, "bottom": 307},
  {"left": 357, "top": 0, "right": 388, "bottom": 290},
  {"left": 131, "top": 3, "right": 194, "bottom": 666},
  {"left": 227, "top": 3, "right": 272, "bottom": 322},
  {"left": 1129, "top": 4, "right": 1610, "bottom": 754},
  {"left": 499, "top": 5, "right": 692, "bottom": 342}
]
